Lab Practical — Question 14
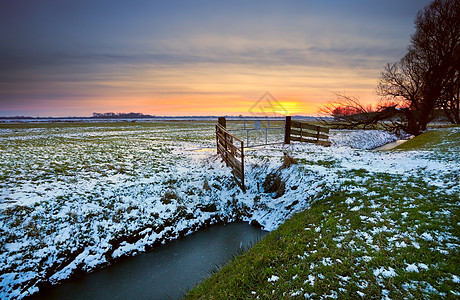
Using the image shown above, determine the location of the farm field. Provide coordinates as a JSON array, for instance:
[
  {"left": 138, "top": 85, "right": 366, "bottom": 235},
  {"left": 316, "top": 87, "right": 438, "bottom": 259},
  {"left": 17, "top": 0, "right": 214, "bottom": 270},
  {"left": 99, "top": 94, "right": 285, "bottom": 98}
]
[{"left": 0, "top": 121, "right": 458, "bottom": 299}]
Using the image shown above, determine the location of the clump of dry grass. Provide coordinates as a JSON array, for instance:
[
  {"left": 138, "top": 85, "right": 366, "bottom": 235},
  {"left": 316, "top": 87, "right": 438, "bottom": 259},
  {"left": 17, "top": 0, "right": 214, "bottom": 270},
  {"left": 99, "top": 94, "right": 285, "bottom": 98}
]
[
  {"left": 203, "top": 177, "right": 211, "bottom": 191},
  {"left": 160, "top": 189, "right": 177, "bottom": 204},
  {"left": 279, "top": 152, "right": 298, "bottom": 170},
  {"left": 262, "top": 172, "right": 285, "bottom": 198}
]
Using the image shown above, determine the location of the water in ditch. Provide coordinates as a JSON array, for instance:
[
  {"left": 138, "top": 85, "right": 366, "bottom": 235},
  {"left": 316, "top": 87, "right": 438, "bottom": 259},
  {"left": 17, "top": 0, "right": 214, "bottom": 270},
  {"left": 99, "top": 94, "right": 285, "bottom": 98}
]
[
  {"left": 373, "top": 139, "right": 408, "bottom": 150},
  {"left": 31, "top": 222, "right": 267, "bottom": 300}
]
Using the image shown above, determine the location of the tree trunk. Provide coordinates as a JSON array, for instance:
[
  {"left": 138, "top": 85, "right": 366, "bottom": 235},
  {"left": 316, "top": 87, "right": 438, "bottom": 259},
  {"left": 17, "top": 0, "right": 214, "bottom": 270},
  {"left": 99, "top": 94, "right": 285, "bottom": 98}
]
[{"left": 402, "top": 108, "right": 421, "bottom": 136}]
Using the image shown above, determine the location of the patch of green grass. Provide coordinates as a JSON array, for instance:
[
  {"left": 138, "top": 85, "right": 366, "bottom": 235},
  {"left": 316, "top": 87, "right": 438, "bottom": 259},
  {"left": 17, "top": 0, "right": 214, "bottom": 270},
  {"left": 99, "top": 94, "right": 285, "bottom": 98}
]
[
  {"left": 297, "top": 158, "right": 340, "bottom": 168},
  {"left": 394, "top": 126, "right": 460, "bottom": 152},
  {"left": 186, "top": 170, "right": 459, "bottom": 299}
]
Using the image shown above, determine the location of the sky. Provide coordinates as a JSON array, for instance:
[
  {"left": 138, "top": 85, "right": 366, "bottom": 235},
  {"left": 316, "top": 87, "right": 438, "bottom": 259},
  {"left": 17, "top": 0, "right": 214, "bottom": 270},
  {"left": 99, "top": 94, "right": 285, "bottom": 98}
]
[{"left": 0, "top": 0, "right": 432, "bottom": 117}]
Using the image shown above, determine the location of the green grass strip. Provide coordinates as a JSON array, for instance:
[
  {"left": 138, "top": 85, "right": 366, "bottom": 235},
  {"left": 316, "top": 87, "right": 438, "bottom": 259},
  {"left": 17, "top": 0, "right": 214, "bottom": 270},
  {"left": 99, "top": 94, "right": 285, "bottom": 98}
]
[{"left": 394, "top": 125, "right": 460, "bottom": 151}]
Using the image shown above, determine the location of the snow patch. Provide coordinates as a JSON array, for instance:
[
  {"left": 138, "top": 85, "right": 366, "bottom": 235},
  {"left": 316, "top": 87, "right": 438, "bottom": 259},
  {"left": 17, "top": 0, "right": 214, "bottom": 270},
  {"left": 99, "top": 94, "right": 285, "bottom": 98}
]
[{"left": 373, "top": 267, "right": 397, "bottom": 278}]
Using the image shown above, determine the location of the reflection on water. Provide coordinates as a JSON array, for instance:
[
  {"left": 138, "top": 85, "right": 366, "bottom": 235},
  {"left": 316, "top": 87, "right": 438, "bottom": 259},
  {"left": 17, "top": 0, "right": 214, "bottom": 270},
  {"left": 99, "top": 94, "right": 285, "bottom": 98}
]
[{"left": 32, "top": 222, "right": 267, "bottom": 300}]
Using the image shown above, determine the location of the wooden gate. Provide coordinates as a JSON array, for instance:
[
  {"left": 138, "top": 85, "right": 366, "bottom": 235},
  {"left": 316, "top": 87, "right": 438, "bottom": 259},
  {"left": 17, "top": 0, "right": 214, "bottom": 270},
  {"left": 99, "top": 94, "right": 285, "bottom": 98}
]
[
  {"left": 285, "top": 116, "right": 331, "bottom": 146},
  {"left": 215, "top": 122, "right": 245, "bottom": 192}
]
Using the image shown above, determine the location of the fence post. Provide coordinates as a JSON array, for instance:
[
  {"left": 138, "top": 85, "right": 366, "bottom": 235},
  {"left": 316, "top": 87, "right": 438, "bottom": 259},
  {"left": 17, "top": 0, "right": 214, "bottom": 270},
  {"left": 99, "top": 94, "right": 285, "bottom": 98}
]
[
  {"left": 215, "top": 125, "right": 219, "bottom": 154},
  {"left": 241, "top": 140, "right": 245, "bottom": 192},
  {"left": 218, "top": 117, "right": 226, "bottom": 128},
  {"left": 224, "top": 131, "right": 228, "bottom": 165},
  {"left": 284, "top": 116, "right": 291, "bottom": 144}
]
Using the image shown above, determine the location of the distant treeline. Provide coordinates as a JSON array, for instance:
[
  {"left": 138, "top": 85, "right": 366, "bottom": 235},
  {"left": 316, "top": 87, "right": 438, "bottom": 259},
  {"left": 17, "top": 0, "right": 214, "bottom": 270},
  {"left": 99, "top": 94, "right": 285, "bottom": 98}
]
[{"left": 92, "top": 112, "right": 155, "bottom": 118}]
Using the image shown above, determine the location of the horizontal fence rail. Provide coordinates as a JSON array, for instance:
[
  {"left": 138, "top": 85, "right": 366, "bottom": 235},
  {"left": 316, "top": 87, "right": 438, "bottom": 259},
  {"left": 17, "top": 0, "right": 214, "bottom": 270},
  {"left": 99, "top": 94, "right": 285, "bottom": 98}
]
[
  {"left": 215, "top": 123, "right": 245, "bottom": 192},
  {"left": 288, "top": 119, "right": 331, "bottom": 146}
]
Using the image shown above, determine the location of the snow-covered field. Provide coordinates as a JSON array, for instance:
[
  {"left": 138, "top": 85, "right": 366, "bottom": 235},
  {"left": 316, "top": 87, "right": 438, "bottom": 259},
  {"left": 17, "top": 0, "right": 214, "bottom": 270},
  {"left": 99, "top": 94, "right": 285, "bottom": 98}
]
[{"left": 0, "top": 122, "right": 458, "bottom": 299}]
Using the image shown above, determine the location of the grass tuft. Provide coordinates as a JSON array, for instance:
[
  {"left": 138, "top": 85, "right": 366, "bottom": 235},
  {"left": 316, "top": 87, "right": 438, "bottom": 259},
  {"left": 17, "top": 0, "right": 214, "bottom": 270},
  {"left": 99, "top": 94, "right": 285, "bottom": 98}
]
[
  {"left": 279, "top": 152, "right": 298, "bottom": 170},
  {"left": 262, "top": 172, "right": 285, "bottom": 198}
]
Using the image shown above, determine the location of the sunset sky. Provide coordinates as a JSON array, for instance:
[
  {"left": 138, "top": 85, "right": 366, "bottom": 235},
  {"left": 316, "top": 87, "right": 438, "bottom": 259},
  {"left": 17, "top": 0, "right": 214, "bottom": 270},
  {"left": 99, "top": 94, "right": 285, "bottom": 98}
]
[{"left": 0, "top": 0, "right": 431, "bottom": 117}]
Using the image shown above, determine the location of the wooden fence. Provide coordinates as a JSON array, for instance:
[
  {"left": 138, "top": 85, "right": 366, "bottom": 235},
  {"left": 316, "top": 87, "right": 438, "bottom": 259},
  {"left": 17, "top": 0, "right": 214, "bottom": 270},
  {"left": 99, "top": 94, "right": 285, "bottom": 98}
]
[
  {"left": 214, "top": 116, "right": 330, "bottom": 191},
  {"left": 285, "top": 116, "right": 331, "bottom": 146},
  {"left": 215, "top": 122, "right": 245, "bottom": 192}
]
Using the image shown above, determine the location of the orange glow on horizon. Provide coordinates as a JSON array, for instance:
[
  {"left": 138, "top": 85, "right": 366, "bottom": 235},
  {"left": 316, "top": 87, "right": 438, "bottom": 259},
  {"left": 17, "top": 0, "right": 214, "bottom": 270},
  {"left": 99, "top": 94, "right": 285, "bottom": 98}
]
[
  {"left": 1, "top": 62, "right": 383, "bottom": 117},
  {"left": 78, "top": 92, "right": 378, "bottom": 117},
  {"left": 71, "top": 62, "right": 382, "bottom": 117}
]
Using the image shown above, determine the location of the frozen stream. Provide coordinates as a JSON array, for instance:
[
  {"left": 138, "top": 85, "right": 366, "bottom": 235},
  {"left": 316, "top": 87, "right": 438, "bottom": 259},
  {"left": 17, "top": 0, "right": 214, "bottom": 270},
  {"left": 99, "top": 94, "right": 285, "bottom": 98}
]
[{"left": 31, "top": 222, "right": 267, "bottom": 300}]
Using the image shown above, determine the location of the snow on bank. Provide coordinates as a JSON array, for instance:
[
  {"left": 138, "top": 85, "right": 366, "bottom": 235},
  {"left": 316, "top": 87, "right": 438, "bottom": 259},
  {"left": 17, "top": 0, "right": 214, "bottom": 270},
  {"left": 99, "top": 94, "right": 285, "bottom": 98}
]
[
  {"left": 0, "top": 125, "right": 457, "bottom": 299},
  {"left": 329, "top": 129, "right": 398, "bottom": 150}
]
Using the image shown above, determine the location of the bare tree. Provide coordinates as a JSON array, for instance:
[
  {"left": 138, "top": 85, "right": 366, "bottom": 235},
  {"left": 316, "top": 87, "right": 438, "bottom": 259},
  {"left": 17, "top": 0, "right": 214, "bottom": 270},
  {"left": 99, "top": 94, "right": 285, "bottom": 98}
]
[
  {"left": 377, "top": 0, "right": 460, "bottom": 135},
  {"left": 319, "top": 94, "right": 400, "bottom": 131},
  {"left": 439, "top": 47, "right": 460, "bottom": 124},
  {"left": 319, "top": 0, "right": 459, "bottom": 135},
  {"left": 412, "top": 0, "right": 460, "bottom": 126},
  {"left": 376, "top": 51, "right": 426, "bottom": 135}
]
